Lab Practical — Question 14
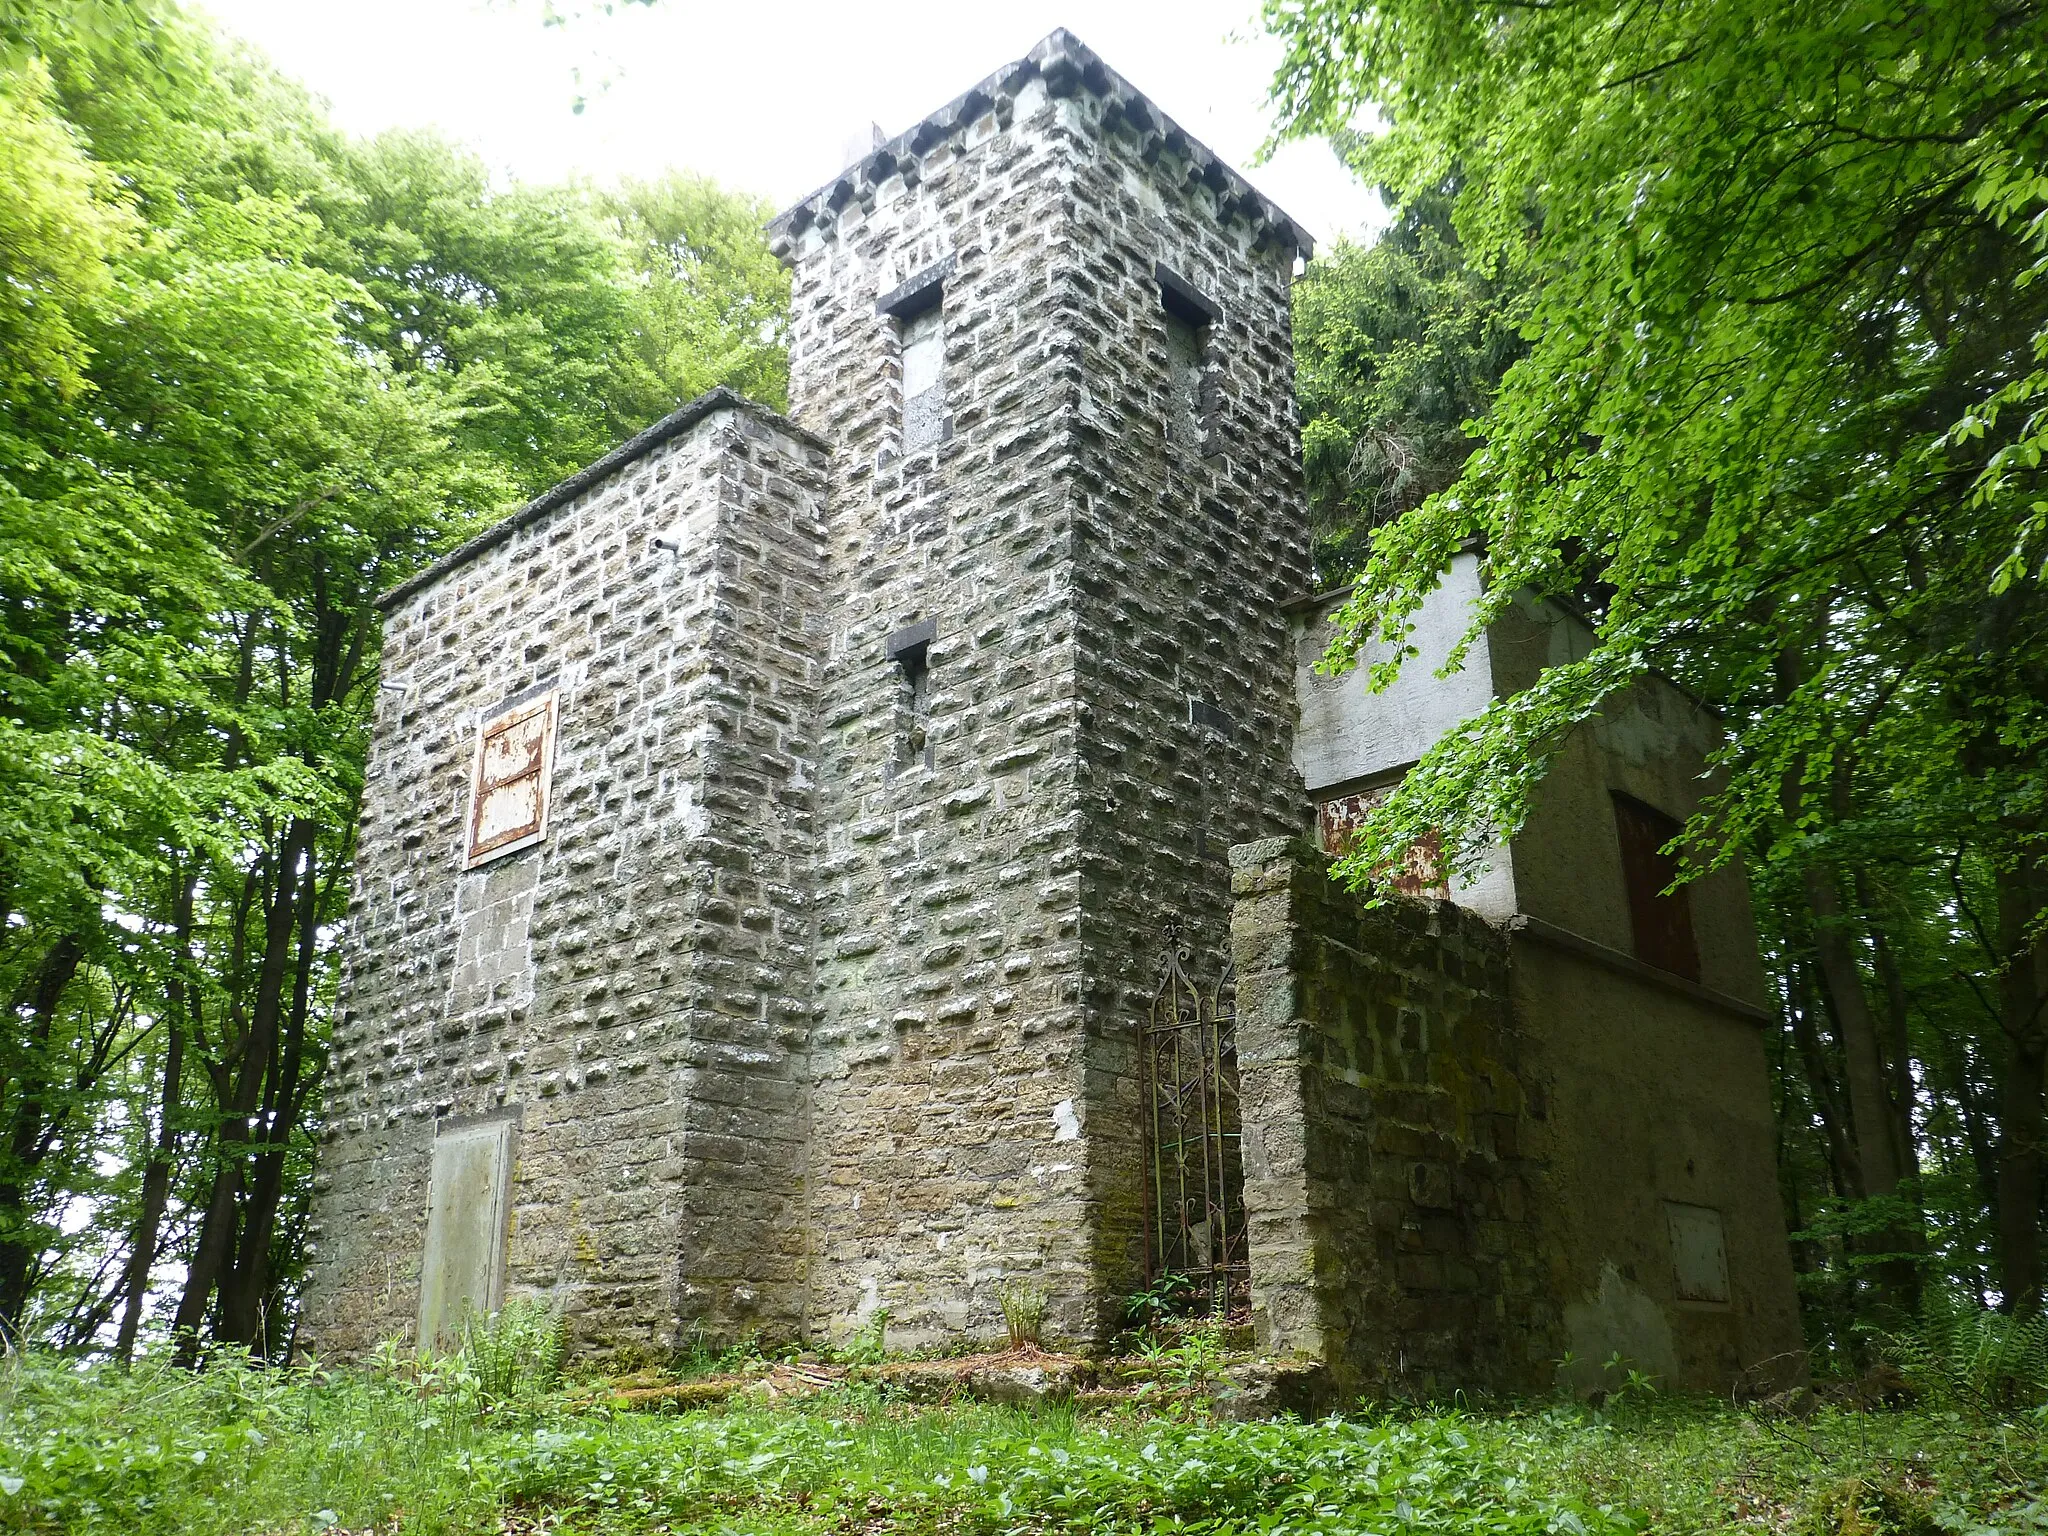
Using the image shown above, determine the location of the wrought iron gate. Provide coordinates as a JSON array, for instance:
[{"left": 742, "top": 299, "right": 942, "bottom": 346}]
[{"left": 1141, "top": 928, "right": 1248, "bottom": 1316}]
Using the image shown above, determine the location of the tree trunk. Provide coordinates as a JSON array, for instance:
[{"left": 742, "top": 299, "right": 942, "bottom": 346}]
[
  {"left": 1788, "top": 964, "right": 1856, "bottom": 1197},
  {"left": 0, "top": 936, "right": 84, "bottom": 1334},
  {"left": 1995, "top": 853, "right": 2048, "bottom": 1311},
  {"left": 175, "top": 818, "right": 314, "bottom": 1357},
  {"left": 117, "top": 881, "right": 193, "bottom": 1363},
  {"left": 1803, "top": 864, "right": 1906, "bottom": 1198},
  {"left": 1858, "top": 876, "right": 1921, "bottom": 1185}
]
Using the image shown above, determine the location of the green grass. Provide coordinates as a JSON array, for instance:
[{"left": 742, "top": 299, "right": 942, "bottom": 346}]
[{"left": 1, "top": 1348, "right": 2043, "bottom": 1535}]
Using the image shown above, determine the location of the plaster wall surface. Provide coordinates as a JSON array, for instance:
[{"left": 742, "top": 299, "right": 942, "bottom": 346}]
[
  {"left": 1512, "top": 940, "right": 1806, "bottom": 1392},
  {"left": 1485, "top": 595, "right": 1767, "bottom": 1004},
  {"left": 1291, "top": 559, "right": 1516, "bottom": 918},
  {"left": 1292, "top": 554, "right": 1496, "bottom": 795}
]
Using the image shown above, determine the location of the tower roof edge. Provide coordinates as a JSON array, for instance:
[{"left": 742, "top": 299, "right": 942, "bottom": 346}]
[
  {"left": 376, "top": 387, "right": 823, "bottom": 613},
  {"left": 766, "top": 29, "right": 1313, "bottom": 261}
]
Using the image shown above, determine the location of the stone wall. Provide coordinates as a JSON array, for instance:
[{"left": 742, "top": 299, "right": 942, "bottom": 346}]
[
  {"left": 1063, "top": 93, "right": 1313, "bottom": 1323},
  {"left": 769, "top": 30, "right": 1312, "bottom": 1349},
  {"left": 1230, "top": 838, "right": 1555, "bottom": 1398},
  {"left": 299, "top": 394, "right": 828, "bottom": 1358},
  {"left": 774, "top": 61, "right": 1097, "bottom": 1351}
]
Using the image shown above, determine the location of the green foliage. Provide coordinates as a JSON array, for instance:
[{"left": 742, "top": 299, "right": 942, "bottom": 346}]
[
  {"left": 8, "top": 1352, "right": 2048, "bottom": 1535},
  {"left": 600, "top": 170, "right": 791, "bottom": 417},
  {"left": 1879, "top": 1298, "right": 2048, "bottom": 1419},
  {"left": 455, "top": 1298, "right": 567, "bottom": 1412},
  {"left": 837, "top": 1308, "right": 890, "bottom": 1366},
  {"left": 1266, "top": 0, "right": 2048, "bottom": 1328},
  {"left": 996, "top": 1279, "right": 1047, "bottom": 1349},
  {"left": 1132, "top": 1319, "right": 1230, "bottom": 1391},
  {"left": 0, "top": 63, "right": 126, "bottom": 403},
  {"left": 1294, "top": 182, "right": 1530, "bottom": 579},
  {"left": 1266, "top": 0, "right": 2048, "bottom": 891},
  {"left": 668, "top": 1325, "right": 778, "bottom": 1380},
  {"left": 1124, "top": 1269, "right": 1197, "bottom": 1326},
  {"left": 0, "top": 0, "right": 791, "bottom": 1357}
]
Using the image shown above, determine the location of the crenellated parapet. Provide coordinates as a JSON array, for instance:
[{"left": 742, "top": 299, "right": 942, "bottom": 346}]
[{"left": 767, "top": 29, "right": 1312, "bottom": 263}]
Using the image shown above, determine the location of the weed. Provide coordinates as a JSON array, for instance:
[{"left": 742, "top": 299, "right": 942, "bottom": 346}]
[
  {"left": 836, "top": 1307, "right": 889, "bottom": 1366},
  {"left": 1124, "top": 1270, "right": 1195, "bottom": 1327},
  {"left": 1877, "top": 1296, "right": 2048, "bottom": 1418},
  {"left": 0, "top": 1348, "right": 2043, "bottom": 1534},
  {"left": 996, "top": 1280, "right": 1048, "bottom": 1349},
  {"left": 457, "top": 1296, "right": 565, "bottom": 1411}
]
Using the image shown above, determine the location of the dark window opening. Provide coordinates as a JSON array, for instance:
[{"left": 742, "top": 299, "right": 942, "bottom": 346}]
[
  {"left": 885, "top": 618, "right": 936, "bottom": 772},
  {"left": 1613, "top": 792, "right": 1700, "bottom": 981},
  {"left": 898, "top": 640, "right": 930, "bottom": 717}
]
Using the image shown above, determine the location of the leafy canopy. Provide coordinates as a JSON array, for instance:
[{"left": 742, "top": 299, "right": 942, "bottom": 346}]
[{"left": 1265, "top": 0, "right": 2048, "bottom": 890}]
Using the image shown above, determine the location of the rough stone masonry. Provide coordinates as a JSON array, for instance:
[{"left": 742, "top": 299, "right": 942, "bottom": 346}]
[{"left": 299, "top": 30, "right": 1805, "bottom": 1397}]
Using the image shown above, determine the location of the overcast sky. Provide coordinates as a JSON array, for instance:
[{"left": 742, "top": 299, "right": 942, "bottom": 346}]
[{"left": 193, "top": 0, "right": 1383, "bottom": 248}]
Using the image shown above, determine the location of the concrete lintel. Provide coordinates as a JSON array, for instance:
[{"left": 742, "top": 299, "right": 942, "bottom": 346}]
[{"left": 1509, "top": 914, "right": 1770, "bottom": 1025}]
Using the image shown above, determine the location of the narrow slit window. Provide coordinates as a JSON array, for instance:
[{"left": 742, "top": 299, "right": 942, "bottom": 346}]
[
  {"left": 466, "top": 691, "right": 558, "bottom": 867},
  {"left": 900, "top": 304, "right": 945, "bottom": 450},
  {"left": 1613, "top": 792, "right": 1700, "bottom": 981},
  {"left": 878, "top": 259, "right": 953, "bottom": 455},
  {"left": 885, "top": 618, "right": 936, "bottom": 771},
  {"left": 1164, "top": 311, "right": 1207, "bottom": 450},
  {"left": 1156, "top": 262, "right": 1222, "bottom": 455}
]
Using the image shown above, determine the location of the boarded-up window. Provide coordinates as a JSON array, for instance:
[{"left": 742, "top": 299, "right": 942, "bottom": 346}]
[
  {"left": 1164, "top": 310, "right": 1207, "bottom": 450},
  {"left": 900, "top": 302, "right": 946, "bottom": 451},
  {"left": 466, "top": 692, "right": 557, "bottom": 867},
  {"left": 417, "top": 1114, "right": 515, "bottom": 1348},
  {"left": 1157, "top": 263, "right": 1222, "bottom": 455},
  {"left": 1665, "top": 1200, "right": 1730, "bottom": 1303},
  {"left": 1315, "top": 781, "right": 1449, "bottom": 900},
  {"left": 1613, "top": 793, "right": 1700, "bottom": 981}
]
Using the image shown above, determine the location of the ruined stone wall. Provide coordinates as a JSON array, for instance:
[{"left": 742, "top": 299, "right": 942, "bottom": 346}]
[
  {"left": 776, "top": 70, "right": 1096, "bottom": 1350},
  {"left": 1062, "top": 101, "right": 1314, "bottom": 1320},
  {"left": 1230, "top": 839, "right": 1555, "bottom": 1398},
  {"left": 300, "top": 397, "right": 827, "bottom": 1358}
]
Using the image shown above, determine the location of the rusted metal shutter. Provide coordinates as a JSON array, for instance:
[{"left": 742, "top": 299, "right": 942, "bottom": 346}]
[
  {"left": 1612, "top": 792, "right": 1700, "bottom": 982},
  {"left": 1314, "top": 781, "right": 1449, "bottom": 900},
  {"left": 466, "top": 692, "right": 557, "bottom": 867}
]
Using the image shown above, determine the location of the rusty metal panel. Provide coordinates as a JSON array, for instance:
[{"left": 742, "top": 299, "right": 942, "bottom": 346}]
[
  {"left": 466, "top": 692, "right": 557, "bottom": 867},
  {"left": 1314, "top": 783, "right": 1449, "bottom": 900},
  {"left": 1666, "top": 1200, "right": 1730, "bottom": 1303}
]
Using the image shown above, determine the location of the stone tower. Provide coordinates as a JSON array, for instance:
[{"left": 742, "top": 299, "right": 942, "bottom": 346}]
[
  {"left": 773, "top": 31, "right": 1312, "bottom": 1347},
  {"left": 298, "top": 31, "right": 1313, "bottom": 1358}
]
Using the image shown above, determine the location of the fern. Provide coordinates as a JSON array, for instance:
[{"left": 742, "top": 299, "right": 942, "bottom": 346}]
[
  {"left": 996, "top": 1280, "right": 1048, "bottom": 1349},
  {"left": 456, "top": 1298, "right": 566, "bottom": 1409},
  {"left": 1878, "top": 1297, "right": 2048, "bottom": 1417}
]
